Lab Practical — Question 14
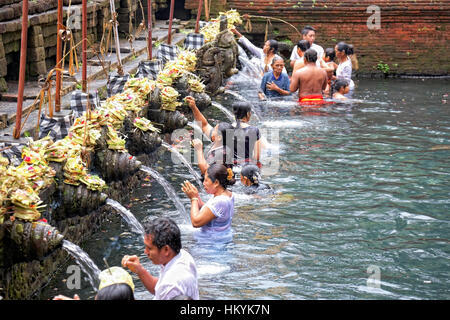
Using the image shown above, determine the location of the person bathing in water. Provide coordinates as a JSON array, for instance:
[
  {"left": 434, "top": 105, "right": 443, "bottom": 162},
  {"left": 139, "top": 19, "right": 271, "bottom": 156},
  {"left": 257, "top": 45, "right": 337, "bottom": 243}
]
[
  {"left": 186, "top": 96, "right": 234, "bottom": 175},
  {"left": 332, "top": 79, "right": 350, "bottom": 101},
  {"left": 240, "top": 164, "right": 273, "bottom": 195},
  {"left": 182, "top": 164, "right": 235, "bottom": 233},
  {"left": 230, "top": 28, "right": 287, "bottom": 76},
  {"left": 290, "top": 49, "right": 328, "bottom": 104},
  {"left": 258, "top": 56, "right": 291, "bottom": 101},
  {"left": 232, "top": 102, "right": 262, "bottom": 167},
  {"left": 292, "top": 40, "right": 311, "bottom": 73}
]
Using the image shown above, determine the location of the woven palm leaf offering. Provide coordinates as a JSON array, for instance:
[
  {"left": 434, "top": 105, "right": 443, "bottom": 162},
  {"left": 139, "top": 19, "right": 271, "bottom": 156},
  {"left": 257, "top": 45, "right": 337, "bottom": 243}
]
[
  {"left": 124, "top": 78, "right": 157, "bottom": 99},
  {"left": 63, "top": 153, "right": 87, "bottom": 186},
  {"left": 106, "top": 125, "right": 127, "bottom": 152},
  {"left": 187, "top": 76, "right": 206, "bottom": 93},
  {"left": 160, "top": 86, "right": 182, "bottom": 112},
  {"left": 79, "top": 173, "right": 107, "bottom": 192},
  {"left": 107, "top": 90, "right": 144, "bottom": 113},
  {"left": 10, "top": 187, "right": 45, "bottom": 221},
  {"left": 133, "top": 117, "right": 161, "bottom": 133},
  {"left": 176, "top": 49, "right": 197, "bottom": 73},
  {"left": 200, "top": 9, "right": 243, "bottom": 43}
]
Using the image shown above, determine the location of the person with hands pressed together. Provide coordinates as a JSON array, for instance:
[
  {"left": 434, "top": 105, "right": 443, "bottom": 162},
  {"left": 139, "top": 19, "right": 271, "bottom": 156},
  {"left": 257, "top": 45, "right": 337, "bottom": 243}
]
[
  {"left": 259, "top": 56, "right": 291, "bottom": 101},
  {"left": 121, "top": 217, "right": 199, "bottom": 300},
  {"left": 182, "top": 164, "right": 235, "bottom": 233}
]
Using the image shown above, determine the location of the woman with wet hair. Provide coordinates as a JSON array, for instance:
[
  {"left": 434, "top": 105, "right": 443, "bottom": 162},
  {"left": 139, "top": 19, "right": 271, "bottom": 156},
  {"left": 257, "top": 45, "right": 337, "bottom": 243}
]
[
  {"left": 230, "top": 28, "right": 287, "bottom": 76},
  {"left": 182, "top": 164, "right": 236, "bottom": 233},
  {"left": 332, "top": 79, "right": 350, "bottom": 101},
  {"left": 186, "top": 96, "right": 234, "bottom": 176},
  {"left": 232, "top": 102, "right": 262, "bottom": 167},
  {"left": 240, "top": 164, "right": 273, "bottom": 195},
  {"left": 334, "top": 42, "right": 356, "bottom": 94}
]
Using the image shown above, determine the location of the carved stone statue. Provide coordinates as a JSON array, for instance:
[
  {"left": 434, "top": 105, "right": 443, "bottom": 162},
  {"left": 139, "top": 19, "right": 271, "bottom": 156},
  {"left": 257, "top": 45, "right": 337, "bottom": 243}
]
[{"left": 195, "top": 16, "right": 239, "bottom": 96}]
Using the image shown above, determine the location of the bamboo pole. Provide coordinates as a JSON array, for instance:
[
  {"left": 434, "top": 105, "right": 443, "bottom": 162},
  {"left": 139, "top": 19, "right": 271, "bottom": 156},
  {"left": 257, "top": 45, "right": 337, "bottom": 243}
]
[
  {"left": 110, "top": 0, "right": 124, "bottom": 75},
  {"left": 167, "top": 0, "right": 175, "bottom": 45},
  {"left": 55, "top": 0, "right": 63, "bottom": 112},
  {"left": 147, "top": 0, "right": 153, "bottom": 59},
  {"left": 82, "top": 0, "right": 87, "bottom": 92},
  {"left": 195, "top": 0, "right": 203, "bottom": 33},
  {"left": 204, "top": 0, "right": 209, "bottom": 22},
  {"left": 13, "top": 0, "right": 29, "bottom": 139}
]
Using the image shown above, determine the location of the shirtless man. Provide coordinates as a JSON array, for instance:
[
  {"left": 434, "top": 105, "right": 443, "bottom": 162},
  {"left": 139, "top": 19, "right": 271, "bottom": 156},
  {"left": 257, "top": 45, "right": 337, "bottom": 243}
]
[{"left": 290, "top": 49, "right": 328, "bottom": 103}]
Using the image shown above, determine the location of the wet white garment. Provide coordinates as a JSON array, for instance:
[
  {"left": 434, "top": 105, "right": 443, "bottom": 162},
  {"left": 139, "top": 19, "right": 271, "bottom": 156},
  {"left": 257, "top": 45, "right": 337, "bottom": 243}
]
[
  {"left": 336, "top": 57, "right": 355, "bottom": 90},
  {"left": 154, "top": 249, "right": 199, "bottom": 300}
]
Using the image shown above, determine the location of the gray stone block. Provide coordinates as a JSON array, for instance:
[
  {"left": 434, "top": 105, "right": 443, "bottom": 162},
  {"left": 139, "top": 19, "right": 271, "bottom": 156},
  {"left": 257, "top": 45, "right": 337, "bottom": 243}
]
[
  {"left": 0, "top": 58, "right": 7, "bottom": 77},
  {"left": 27, "top": 47, "right": 46, "bottom": 62},
  {"left": 28, "top": 60, "right": 47, "bottom": 77}
]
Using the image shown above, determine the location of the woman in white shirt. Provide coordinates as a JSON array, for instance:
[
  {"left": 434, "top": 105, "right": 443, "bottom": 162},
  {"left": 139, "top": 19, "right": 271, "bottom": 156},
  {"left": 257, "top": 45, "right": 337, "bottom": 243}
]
[
  {"left": 334, "top": 42, "right": 356, "bottom": 95},
  {"left": 182, "top": 164, "right": 236, "bottom": 233},
  {"left": 230, "top": 28, "right": 287, "bottom": 76}
]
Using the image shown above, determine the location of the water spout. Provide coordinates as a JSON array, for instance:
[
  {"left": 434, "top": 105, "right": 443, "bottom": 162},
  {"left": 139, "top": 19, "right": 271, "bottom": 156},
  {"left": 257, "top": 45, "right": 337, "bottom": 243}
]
[
  {"left": 140, "top": 165, "right": 190, "bottom": 223},
  {"left": 211, "top": 101, "right": 235, "bottom": 123},
  {"left": 62, "top": 240, "right": 101, "bottom": 291},
  {"left": 161, "top": 142, "right": 205, "bottom": 192},
  {"left": 106, "top": 198, "right": 145, "bottom": 235},
  {"left": 223, "top": 89, "right": 262, "bottom": 122}
]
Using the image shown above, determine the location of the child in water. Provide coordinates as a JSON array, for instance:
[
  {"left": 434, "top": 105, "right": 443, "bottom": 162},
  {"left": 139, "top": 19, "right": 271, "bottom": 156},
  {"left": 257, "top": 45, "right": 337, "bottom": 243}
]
[
  {"left": 240, "top": 164, "right": 273, "bottom": 195},
  {"left": 332, "top": 79, "right": 350, "bottom": 101},
  {"left": 323, "top": 48, "right": 338, "bottom": 97}
]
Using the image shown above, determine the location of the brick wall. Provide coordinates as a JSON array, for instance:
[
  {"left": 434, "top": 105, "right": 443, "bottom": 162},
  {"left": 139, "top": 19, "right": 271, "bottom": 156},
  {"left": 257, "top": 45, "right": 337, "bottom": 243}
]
[{"left": 226, "top": 0, "right": 450, "bottom": 75}]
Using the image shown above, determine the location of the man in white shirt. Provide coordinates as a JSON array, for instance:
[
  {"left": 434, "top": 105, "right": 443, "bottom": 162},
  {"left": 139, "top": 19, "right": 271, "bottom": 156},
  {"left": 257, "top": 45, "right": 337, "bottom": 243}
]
[
  {"left": 122, "top": 217, "right": 199, "bottom": 300},
  {"left": 289, "top": 26, "right": 324, "bottom": 68}
]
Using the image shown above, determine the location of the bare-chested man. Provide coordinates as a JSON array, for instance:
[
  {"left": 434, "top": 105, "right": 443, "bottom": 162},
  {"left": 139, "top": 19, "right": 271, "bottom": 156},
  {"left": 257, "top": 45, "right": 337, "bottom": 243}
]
[{"left": 290, "top": 49, "right": 328, "bottom": 103}]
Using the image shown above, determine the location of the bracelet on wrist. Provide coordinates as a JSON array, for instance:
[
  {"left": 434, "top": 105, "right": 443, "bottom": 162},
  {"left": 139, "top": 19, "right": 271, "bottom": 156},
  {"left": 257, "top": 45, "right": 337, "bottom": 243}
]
[{"left": 191, "top": 197, "right": 199, "bottom": 201}]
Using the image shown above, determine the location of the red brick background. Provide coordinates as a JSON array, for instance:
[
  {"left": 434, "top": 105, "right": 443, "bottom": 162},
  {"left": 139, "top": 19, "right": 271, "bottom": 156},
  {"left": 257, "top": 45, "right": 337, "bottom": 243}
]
[{"left": 195, "top": 0, "right": 450, "bottom": 75}]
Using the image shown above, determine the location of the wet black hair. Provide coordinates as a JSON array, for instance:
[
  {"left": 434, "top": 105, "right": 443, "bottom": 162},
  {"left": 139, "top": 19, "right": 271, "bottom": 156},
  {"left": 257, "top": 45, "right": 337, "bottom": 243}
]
[
  {"left": 96, "top": 283, "right": 135, "bottom": 300},
  {"left": 304, "top": 49, "right": 318, "bottom": 63},
  {"left": 325, "top": 48, "right": 336, "bottom": 61},
  {"left": 206, "top": 163, "right": 236, "bottom": 188},
  {"left": 301, "top": 26, "right": 316, "bottom": 36},
  {"left": 143, "top": 217, "right": 182, "bottom": 254},
  {"left": 297, "top": 40, "right": 311, "bottom": 53},
  {"left": 334, "top": 79, "right": 349, "bottom": 92},
  {"left": 336, "top": 42, "right": 354, "bottom": 56},
  {"left": 266, "top": 39, "right": 279, "bottom": 54},
  {"left": 232, "top": 101, "right": 252, "bottom": 120},
  {"left": 241, "top": 164, "right": 261, "bottom": 185}
]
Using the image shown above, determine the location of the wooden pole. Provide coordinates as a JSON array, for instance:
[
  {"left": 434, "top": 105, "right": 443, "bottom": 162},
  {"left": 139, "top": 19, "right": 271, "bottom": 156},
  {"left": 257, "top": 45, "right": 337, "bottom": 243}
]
[
  {"left": 110, "top": 0, "right": 123, "bottom": 75},
  {"left": 195, "top": 0, "right": 203, "bottom": 33},
  {"left": 82, "top": 0, "right": 87, "bottom": 92},
  {"left": 55, "top": 0, "right": 63, "bottom": 112},
  {"left": 13, "top": 0, "right": 28, "bottom": 139},
  {"left": 147, "top": 0, "right": 153, "bottom": 59},
  {"left": 204, "top": 0, "right": 209, "bottom": 22},
  {"left": 167, "top": 0, "right": 175, "bottom": 45}
]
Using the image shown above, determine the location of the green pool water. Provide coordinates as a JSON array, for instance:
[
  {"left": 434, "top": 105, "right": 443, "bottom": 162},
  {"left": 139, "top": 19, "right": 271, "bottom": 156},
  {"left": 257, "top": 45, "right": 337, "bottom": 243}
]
[{"left": 39, "top": 77, "right": 450, "bottom": 300}]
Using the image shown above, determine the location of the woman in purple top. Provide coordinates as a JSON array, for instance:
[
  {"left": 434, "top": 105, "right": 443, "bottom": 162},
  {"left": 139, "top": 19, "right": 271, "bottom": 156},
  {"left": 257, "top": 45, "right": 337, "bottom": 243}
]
[{"left": 181, "top": 164, "right": 236, "bottom": 233}]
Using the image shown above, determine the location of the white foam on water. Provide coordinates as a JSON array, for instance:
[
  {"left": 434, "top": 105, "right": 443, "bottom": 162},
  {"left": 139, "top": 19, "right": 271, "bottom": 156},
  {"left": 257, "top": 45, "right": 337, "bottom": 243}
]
[
  {"left": 197, "top": 262, "right": 231, "bottom": 277},
  {"left": 399, "top": 212, "right": 437, "bottom": 221},
  {"left": 261, "top": 119, "right": 311, "bottom": 129}
]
